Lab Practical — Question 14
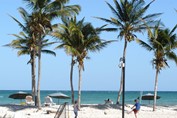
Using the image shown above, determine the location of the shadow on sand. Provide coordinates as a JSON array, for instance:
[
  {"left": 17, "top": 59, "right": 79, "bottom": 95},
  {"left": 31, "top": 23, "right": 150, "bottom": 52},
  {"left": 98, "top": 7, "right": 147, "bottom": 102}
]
[
  {"left": 81, "top": 104, "right": 122, "bottom": 110},
  {"left": 0, "top": 104, "right": 37, "bottom": 112}
]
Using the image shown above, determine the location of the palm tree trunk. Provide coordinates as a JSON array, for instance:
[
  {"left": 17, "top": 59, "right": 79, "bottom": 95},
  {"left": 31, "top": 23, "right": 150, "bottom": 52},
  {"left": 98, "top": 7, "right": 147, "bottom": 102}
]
[
  {"left": 116, "top": 70, "right": 123, "bottom": 104},
  {"left": 31, "top": 51, "right": 36, "bottom": 103},
  {"left": 153, "top": 69, "right": 159, "bottom": 111},
  {"left": 117, "top": 40, "right": 127, "bottom": 104},
  {"left": 78, "top": 64, "right": 82, "bottom": 109},
  {"left": 37, "top": 40, "right": 42, "bottom": 110},
  {"left": 70, "top": 56, "right": 75, "bottom": 104}
]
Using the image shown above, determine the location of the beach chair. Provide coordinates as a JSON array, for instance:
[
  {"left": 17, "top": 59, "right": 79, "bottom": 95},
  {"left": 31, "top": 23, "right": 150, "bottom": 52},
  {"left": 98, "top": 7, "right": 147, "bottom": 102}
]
[
  {"left": 25, "top": 95, "right": 35, "bottom": 106},
  {"left": 44, "top": 96, "right": 56, "bottom": 106}
]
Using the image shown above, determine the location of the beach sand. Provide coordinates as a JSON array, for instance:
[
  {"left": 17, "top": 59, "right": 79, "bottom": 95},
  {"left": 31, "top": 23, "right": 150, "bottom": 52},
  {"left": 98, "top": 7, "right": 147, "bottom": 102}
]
[{"left": 0, "top": 104, "right": 177, "bottom": 118}]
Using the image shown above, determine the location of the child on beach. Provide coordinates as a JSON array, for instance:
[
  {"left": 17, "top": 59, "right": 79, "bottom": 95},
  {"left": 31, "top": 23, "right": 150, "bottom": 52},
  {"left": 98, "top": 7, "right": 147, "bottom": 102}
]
[
  {"left": 73, "top": 100, "right": 79, "bottom": 118},
  {"left": 128, "top": 99, "right": 140, "bottom": 118}
]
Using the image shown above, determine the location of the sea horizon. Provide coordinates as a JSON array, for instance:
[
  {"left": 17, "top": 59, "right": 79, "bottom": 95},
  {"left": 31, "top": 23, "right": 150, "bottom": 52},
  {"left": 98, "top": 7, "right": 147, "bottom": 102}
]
[
  {"left": 1, "top": 90, "right": 177, "bottom": 106},
  {"left": 1, "top": 89, "right": 177, "bottom": 92}
]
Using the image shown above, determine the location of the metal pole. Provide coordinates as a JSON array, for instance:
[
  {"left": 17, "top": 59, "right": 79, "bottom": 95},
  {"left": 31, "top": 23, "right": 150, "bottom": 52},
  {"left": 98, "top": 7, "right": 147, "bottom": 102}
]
[{"left": 122, "top": 57, "right": 125, "bottom": 118}]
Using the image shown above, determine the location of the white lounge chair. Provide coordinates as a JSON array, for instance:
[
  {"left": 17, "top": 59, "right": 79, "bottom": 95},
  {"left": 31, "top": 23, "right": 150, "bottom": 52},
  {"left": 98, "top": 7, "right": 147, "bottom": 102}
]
[
  {"left": 25, "top": 95, "right": 35, "bottom": 106},
  {"left": 44, "top": 96, "right": 56, "bottom": 106}
]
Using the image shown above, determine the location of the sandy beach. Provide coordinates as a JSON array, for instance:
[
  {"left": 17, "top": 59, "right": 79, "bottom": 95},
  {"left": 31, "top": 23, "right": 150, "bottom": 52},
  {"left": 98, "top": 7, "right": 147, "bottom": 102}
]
[{"left": 0, "top": 104, "right": 177, "bottom": 118}]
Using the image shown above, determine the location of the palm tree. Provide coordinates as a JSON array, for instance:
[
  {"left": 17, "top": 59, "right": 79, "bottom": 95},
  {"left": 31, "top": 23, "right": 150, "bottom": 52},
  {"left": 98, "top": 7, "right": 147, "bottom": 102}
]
[
  {"left": 52, "top": 17, "right": 113, "bottom": 108},
  {"left": 51, "top": 17, "right": 81, "bottom": 104},
  {"left": 8, "top": 7, "right": 56, "bottom": 106},
  {"left": 5, "top": 31, "right": 56, "bottom": 97},
  {"left": 96, "top": 0, "right": 161, "bottom": 104},
  {"left": 52, "top": 17, "right": 113, "bottom": 107},
  {"left": 23, "top": 0, "right": 80, "bottom": 109},
  {"left": 137, "top": 23, "right": 177, "bottom": 111},
  {"left": 8, "top": 8, "right": 38, "bottom": 102},
  {"left": 6, "top": 32, "right": 37, "bottom": 98},
  {"left": 73, "top": 17, "right": 113, "bottom": 109}
]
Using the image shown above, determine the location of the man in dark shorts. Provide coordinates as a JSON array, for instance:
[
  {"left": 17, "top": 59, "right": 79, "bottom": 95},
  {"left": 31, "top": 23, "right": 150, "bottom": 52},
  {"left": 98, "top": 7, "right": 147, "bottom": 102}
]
[{"left": 128, "top": 99, "right": 140, "bottom": 118}]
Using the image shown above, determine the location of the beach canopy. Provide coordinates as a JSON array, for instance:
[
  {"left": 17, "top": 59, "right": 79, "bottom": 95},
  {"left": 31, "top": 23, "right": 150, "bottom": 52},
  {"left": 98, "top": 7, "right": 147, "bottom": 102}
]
[
  {"left": 141, "top": 93, "right": 160, "bottom": 100},
  {"left": 48, "top": 92, "right": 70, "bottom": 99},
  {"left": 9, "top": 91, "right": 32, "bottom": 100},
  {"left": 137, "top": 93, "right": 161, "bottom": 104},
  {"left": 48, "top": 92, "right": 70, "bottom": 104}
]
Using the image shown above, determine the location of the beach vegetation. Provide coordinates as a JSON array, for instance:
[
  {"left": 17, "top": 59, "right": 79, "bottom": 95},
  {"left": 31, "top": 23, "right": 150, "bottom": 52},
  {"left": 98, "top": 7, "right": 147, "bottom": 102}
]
[
  {"left": 96, "top": 0, "right": 162, "bottom": 104},
  {"left": 51, "top": 16, "right": 114, "bottom": 109},
  {"left": 137, "top": 22, "right": 177, "bottom": 111},
  {"left": 5, "top": 8, "right": 38, "bottom": 104},
  {"left": 51, "top": 17, "right": 81, "bottom": 104},
  {"left": 5, "top": 7, "right": 56, "bottom": 106},
  {"left": 17, "top": 0, "right": 80, "bottom": 109}
]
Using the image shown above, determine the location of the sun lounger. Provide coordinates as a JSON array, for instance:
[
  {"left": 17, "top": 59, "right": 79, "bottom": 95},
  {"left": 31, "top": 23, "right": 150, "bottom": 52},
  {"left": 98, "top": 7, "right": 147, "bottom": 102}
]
[
  {"left": 25, "top": 95, "right": 35, "bottom": 106},
  {"left": 44, "top": 96, "right": 56, "bottom": 106}
]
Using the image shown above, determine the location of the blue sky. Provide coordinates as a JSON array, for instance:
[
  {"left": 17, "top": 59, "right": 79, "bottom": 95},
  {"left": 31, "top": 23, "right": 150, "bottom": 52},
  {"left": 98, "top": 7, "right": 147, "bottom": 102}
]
[{"left": 0, "top": 0, "right": 177, "bottom": 91}]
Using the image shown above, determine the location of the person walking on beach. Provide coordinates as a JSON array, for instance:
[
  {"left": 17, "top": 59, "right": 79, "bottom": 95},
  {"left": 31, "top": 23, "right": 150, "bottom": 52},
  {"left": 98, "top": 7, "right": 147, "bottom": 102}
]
[
  {"left": 74, "top": 100, "right": 79, "bottom": 118},
  {"left": 128, "top": 99, "right": 140, "bottom": 118}
]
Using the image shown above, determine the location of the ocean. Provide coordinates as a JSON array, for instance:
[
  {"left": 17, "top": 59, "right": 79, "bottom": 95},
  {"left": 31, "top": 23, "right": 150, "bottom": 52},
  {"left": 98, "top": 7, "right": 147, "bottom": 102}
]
[{"left": 0, "top": 90, "right": 177, "bottom": 106}]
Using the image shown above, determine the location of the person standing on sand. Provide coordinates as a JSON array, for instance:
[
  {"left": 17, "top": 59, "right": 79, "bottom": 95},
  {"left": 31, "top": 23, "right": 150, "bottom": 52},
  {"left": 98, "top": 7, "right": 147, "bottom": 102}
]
[
  {"left": 128, "top": 99, "right": 140, "bottom": 118},
  {"left": 74, "top": 100, "right": 79, "bottom": 118}
]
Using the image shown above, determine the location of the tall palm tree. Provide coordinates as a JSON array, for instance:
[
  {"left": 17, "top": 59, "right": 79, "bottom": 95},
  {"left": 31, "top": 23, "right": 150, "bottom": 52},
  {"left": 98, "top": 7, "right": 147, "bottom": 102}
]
[
  {"left": 51, "top": 17, "right": 81, "bottom": 104},
  {"left": 73, "top": 18, "right": 113, "bottom": 109},
  {"left": 137, "top": 23, "right": 177, "bottom": 111},
  {"left": 8, "top": 8, "right": 38, "bottom": 102},
  {"left": 6, "top": 32, "right": 37, "bottom": 98},
  {"left": 52, "top": 17, "right": 113, "bottom": 107},
  {"left": 8, "top": 7, "right": 56, "bottom": 106},
  {"left": 23, "top": 0, "right": 80, "bottom": 109},
  {"left": 96, "top": 0, "right": 161, "bottom": 104},
  {"left": 52, "top": 17, "right": 113, "bottom": 108}
]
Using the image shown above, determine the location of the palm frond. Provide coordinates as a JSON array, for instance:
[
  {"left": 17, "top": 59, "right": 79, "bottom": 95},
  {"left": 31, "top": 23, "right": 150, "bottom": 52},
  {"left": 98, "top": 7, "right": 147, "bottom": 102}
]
[
  {"left": 95, "top": 17, "right": 121, "bottom": 27},
  {"left": 166, "top": 51, "right": 177, "bottom": 65},
  {"left": 136, "top": 38, "right": 153, "bottom": 51},
  {"left": 169, "top": 24, "right": 177, "bottom": 35},
  {"left": 9, "top": 15, "right": 27, "bottom": 32},
  {"left": 17, "top": 50, "right": 30, "bottom": 56},
  {"left": 41, "top": 50, "right": 56, "bottom": 56}
]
